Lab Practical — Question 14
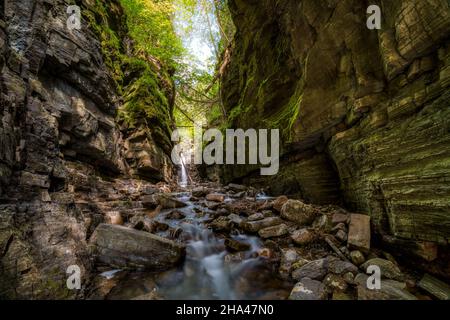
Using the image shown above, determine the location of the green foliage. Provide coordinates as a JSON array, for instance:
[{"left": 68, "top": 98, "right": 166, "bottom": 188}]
[{"left": 119, "top": 0, "right": 187, "bottom": 67}]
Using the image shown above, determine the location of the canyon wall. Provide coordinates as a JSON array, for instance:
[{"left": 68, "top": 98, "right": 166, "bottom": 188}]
[
  {"left": 0, "top": 0, "right": 174, "bottom": 298},
  {"left": 220, "top": 0, "right": 450, "bottom": 258}
]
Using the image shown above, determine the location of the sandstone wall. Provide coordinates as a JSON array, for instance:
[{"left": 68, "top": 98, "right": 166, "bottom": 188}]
[{"left": 220, "top": 0, "right": 450, "bottom": 251}]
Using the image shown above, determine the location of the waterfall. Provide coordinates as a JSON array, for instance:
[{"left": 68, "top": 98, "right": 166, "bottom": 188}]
[{"left": 179, "top": 153, "right": 188, "bottom": 188}]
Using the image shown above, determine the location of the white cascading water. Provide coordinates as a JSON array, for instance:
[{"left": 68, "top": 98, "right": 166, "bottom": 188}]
[
  {"left": 98, "top": 193, "right": 288, "bottom": 300},
  {"left": 179, "top": 153, "right": 188, "bottom": 188}
]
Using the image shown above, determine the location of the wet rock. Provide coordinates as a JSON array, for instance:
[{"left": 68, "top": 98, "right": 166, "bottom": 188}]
[
  {"left": 279, "top": 249, "right": 300, "bottom": 279},
  {"left": 332, "top": 213, "right": 349, "bottom": 225},
  {"left": 89, "top": 224, "right": 185, "bottom": 270},
  {"left": 105, "top": 211, "right": 123, "bottom": 225},
  {"left": 347, "top": 214, "right": 371, "bottom": 252},
  {"left": 281, "top": 200, "right": 317, "bottom": 226},
  {"left": 206, "top": 193, "right": 226, "bottom": 202},
  {"left": 242, "top": 217, "right": 284, "bottom": 233},
  {"left": 343, "top": 272, "right": 355, "bottom": 284},
  {"left": 259, "top": 224, "right": 289, "bottom": 239},
  {"left": 257, "top": 248, "right": 275, "bottom": 259},
  {"left": 224, "top": 252, "right": 247, "bottom": 265},
  {"left": 209, "top": 216, "right": 231, "bottom": 232},
  {"left": 291, "top": 228, "right": 315, "bottom": 246},
  {"left": 289, "top": 278, "right": 327, "bottom": 300},
  {"left": 327, "top": 257, "right": 358, "bottom": 275},
  {"left": 216, "top": 208, "right": 229, "bottom": 217},
  {"left": 146, "top": 205, "right": 162, "bottom": 219},
  {"left": 355, "top": 274, "right": 417, "bottom": 300},
  {"left": 361, "top": 258, "right": 404, "bottom": 281},
  {"left": 248, "top": 212, "right": 265, "bottom": 221},
  {"left": 332, "top": 222, "right": 347, "bottom": 232},
  {"left": 228, "top": 183, "right": 247, "bottom": 192},
  {"left": 166, "top": 210, "right": 186, "bottom": 220},
  {"left": 273, "top": 196, "right": 288, "bottom": 212},
  {"left": 225, "top": 238, "right": 251, "bottom": 252},
  {"left": 323, "top": 273, "right": 348, "bottom": 292},
  {"left": 232, "top": 191, "right": 246, "bottom": 198},
  {"left": 350, "top": 250, "right": 365, "bottom": 266},
  {"left": 292, "top": 258, "right": 328, "bottom": 281},
  {"left": 192, "top": 186, "right": 208, "bottom": 197},
  {"left": 205, "top": 201, "right": 221, "bottom": 210},
  {"left": 261, "top": 210, "right": 274, "bottom": 217},
  {"left": 291, "top": 258, "right": 310, "bottom": 271},
  {"left": 335, "top": 230, "right": 347, "bottom": 242},
  {"left": 312, "top": 214, "right": 332, "bottom": 232},
  {"left": 228, "top": 213, "right": 244, "bottom": 225},
  {"left": 141, "top": 194, "right": 187, "bottom": 209},
  {"left": 418, "top": 274, "right": 450, "bottom": 300}
]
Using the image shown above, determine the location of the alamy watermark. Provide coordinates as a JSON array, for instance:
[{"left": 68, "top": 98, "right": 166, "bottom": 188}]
[
  {"left": 171, "top": 126, "right": 280, "bottom": 176},
  {"left": 66, "top": 265, "right": 81, "bottom": 290},
  {"left": 367, "top": 5, "right": 382, "bottom": 30},
  {"left": 67, "top": 5, "right": 81, "bottom": 31}
]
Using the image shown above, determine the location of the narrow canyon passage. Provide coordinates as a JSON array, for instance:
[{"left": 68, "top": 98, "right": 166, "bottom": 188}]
[{"left": 0, "top": 0, "right": 450, "bottom": 301}]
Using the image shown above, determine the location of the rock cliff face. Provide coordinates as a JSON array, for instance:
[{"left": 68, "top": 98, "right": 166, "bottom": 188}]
[
  {"left": 0, "top": 0, "right": 175, "bottom": 298},
  {"left": 220, "top": 0, "right": 450, "bottom": 259}
]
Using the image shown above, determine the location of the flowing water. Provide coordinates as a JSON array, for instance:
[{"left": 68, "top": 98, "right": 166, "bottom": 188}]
[
  {"left": 96, "top": 193, "right": 291, "bottom": 300},
  {"left": 179, "top": 154, "right": 188, "bottom": 188}
]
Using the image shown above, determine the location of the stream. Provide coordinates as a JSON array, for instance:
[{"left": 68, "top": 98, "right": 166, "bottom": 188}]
[{"left": 93, "top": 191, "right": 291, "bottom": 300}]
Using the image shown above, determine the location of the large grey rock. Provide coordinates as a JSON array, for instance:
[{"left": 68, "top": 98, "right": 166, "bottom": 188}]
[
  {"left": 89, "top": 224, "right": 185, "bottom": 270},
  {"left": 418, "top": 274, "right": 450, "bottom": 300},
  {"left": 355, "top": 274, "right": 417, "bottom": 300},
  {"left": 361, "top": 258, "right": 404, "bottom": 281},
  {"left": 289, "top": 278, "right": 327, "bottom": 300},
  {"left": 258, "top": 223, "right": 289, "bottom": 238},
  {"left": 281, "top": 200, "right": 317, "bottom": 226},
  {"left": 292, "top": 258, "right": 328, "bottom": 281}
]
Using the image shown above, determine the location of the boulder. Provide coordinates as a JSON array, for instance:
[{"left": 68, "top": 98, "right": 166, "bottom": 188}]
[
  {"left": 242, "top": 217, "right": 284, "bottom": 233},
  {"left": 289, "top": 278, "right": 327, "bottom": 300},
  {"left": 209, "top": 216, "right": 232, "bottom": 231},
  {"left": 323, "top": 273, "right": 348, "bottom": 292},
  {"left": 228, "top": 183, "right": 247, "bottom": 192},
  {"left": 89, "top": 224, "right": 185, "bottom": 270},
  {"left": 206, "top": 193, "right": 226, "bottom": 202},
  {"left": 225, "top": 238, "right": 251, "bottom": 252},
  {"left": 291, "top": 228, "right": 315, "bottom": 246},
  {"left": 192, "top": 186, "right": 208, "bottom": 197},
  {"left": 292, "top": 258, "right": 328, "bottom": 281},
  {"left": 248, "top": 212, "right": 265, "bottom": 221},
  {"left": 141, "top": 194, "right": 187, "bottom": 209},
  {"left": 313, "top": 214, "right": 333, "bottom": 232},
  {"left": 279, "top": 249, "right": 300, "bottom": 279},
  {"left": 355, "top": 274, "right": 417, "bottom": 300},
  {"left": 347, "top": 214, "right": 371, "bottom": 251},
  {"left": 273, "top": 196, "right": 288, "bottom": 212},
  {"left": 361, "top": 258, "right": 404, "bottom": 281},
  {"left": 281, "top": 200, "right": 317, "bottom": 226},
  {"left": 105, "top": 211, "right": 123, "bottom": 225},
  {"left": 327, "top": 257, "right": 359, "bottom": 275},
  {"left": 332, "top": 213, "right": 349, "bottom": 225},
  {"left": 166, "top": 210, "right": 186, "bottom": 220},
  {"left": 418, "top": 274, "right": 450, "bottom": 300},
  {"left": 258, "top": 224, "right": 289, "bottom": 239},
  {"left": 335, "top": 230, "right": 347, "bottom": 242},
  {"left": 350, "top": 250, "right": 366, "bottom": 266}
]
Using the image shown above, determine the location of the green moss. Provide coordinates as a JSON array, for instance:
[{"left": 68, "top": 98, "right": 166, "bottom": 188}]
[{"left": 82, "top": 0, "right": 174, "bottom": 144}]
